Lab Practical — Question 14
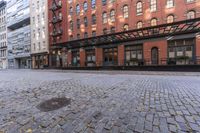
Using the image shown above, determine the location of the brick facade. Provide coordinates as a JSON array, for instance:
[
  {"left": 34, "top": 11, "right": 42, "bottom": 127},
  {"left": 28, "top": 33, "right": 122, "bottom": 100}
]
[{"left": 48, "top": 0, "right": 200, "bottom": 68}]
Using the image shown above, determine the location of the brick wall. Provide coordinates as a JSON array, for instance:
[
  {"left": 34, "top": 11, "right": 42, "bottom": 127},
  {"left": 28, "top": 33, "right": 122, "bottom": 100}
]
[
  {"left": 118, "top": 45, "right": 125, "bottom": 66},
  {"left": 196, "top": 36, "right": 200, "bottom": 57},
  {"left": 80, "top": 49, "right": 86, "bottom": 67},
  {"left": 95, "top": 48, "right": 103, "bottom": 66},
  {"left": 65, "top": 0, "right": 200, "bottom": 40},
  {"left": 143, "top": 40, "right": 168, "bottom": 64}
]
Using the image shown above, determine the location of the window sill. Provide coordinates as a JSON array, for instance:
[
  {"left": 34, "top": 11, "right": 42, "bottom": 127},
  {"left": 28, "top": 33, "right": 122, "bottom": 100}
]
[
  {"left": 166, "top": 6, "right": 175, "bottom": 9},
  {"left": 136, "top": 13, "right": 143, "bottom": 16}
]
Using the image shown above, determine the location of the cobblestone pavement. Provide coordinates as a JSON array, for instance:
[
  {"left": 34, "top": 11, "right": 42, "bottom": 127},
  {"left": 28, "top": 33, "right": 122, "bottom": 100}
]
[{"left": 0, "top": 70, "right": 200, "bottom": 133}]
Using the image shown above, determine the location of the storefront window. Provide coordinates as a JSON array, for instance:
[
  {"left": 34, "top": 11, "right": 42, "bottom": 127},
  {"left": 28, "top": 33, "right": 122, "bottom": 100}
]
[
  {"left": 168, "top": 38, "right": 194, "bottom": 65},
  {"left": 72, "top": 51, "right": 80, "bottom": 66},
  {"left": 125, "top": 44, "right": 143, "bottom": 66},
  {"left": 103, "top": 47, "right": 118, "bottom": 66},
  {"left": 85, "top": 49, "right": 96, "bottom": 66}
]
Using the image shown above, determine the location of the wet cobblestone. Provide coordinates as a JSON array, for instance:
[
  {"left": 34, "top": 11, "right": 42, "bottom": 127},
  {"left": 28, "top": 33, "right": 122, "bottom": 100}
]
[{"left": 0, "top": 70, "right": 200, "bottom": 133}]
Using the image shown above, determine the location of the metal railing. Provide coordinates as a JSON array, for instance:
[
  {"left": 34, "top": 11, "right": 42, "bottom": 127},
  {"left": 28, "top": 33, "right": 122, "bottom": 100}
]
[{"left": 50, "top": 56, "right": 200, "bottom": 68}]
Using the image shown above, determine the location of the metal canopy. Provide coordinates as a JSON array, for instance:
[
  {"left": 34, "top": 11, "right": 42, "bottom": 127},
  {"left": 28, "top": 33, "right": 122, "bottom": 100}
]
[{"left": 55, "top": 18, "right": 200, "bottom": 49}]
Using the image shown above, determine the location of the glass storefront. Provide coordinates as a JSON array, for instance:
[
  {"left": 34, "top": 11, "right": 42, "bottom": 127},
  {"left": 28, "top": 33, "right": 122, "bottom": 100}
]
[
  {"left": 168, "top": 38, "right": 194, "bottom": 65},
  {"left": 103, "top": 47, "right": 118, "bottom": 66},
  {"left": 125, "top": 45, "right": 143, "bottom": 66},
  {"left": 34, "top": 55, "right": 49, "bottom": 69},
  {"left": 85, "top": 49, "right": 96, "bottom": 66},
  {"left": 72, "top": 50, "right": 80, "bottom": 66}
]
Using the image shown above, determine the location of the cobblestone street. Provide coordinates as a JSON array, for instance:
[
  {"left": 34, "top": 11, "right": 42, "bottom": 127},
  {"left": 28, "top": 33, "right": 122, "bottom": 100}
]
[{"left": 0, "top": 70, "right": 200, "bottom": 133}]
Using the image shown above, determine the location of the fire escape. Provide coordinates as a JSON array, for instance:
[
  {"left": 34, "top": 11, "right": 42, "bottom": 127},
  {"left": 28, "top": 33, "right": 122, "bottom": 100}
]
[{"left": 50, "top": 0, "right": 63, "bottom": 45}]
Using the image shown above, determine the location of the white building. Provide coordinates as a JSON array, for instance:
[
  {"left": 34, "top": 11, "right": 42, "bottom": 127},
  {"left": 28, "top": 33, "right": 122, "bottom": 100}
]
[
  {"left": 0, "top": 1, "right": 7, "bottom": 69},
  {"left": 30, "top": 0, "right": 49, "bottom": 69}
]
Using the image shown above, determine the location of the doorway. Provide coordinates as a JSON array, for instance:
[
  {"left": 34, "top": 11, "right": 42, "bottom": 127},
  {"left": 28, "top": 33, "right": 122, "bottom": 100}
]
[
  {"left": 103, "top": 47, "right": 118, "bottom": 66},
  {"left": 151, "top": 47, "right": 159, "bottom": 65}
]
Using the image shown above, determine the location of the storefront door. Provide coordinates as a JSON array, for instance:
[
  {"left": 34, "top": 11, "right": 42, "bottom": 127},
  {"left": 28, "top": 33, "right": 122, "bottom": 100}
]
[
  {"left": 151, "top": 47, "right": 159, "bottom": 65},
  {"left": 103, "top": 47, "right": 118, "bottom": 66}
]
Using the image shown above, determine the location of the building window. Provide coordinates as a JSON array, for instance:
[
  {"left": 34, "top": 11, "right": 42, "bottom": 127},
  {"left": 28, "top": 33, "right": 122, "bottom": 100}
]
[
  {"left": 167, "top": 15, "right": 174, "bottom": 23},
  {"left": 166, "top": 0, "right": 174, "bottom": 8},
  {"left": 92, "top": 14, "right": 96, "bottom": 24},
  {"left": 77, "top": 34, "right": 80, "bottom": 39},
  {"left": 137, "top": 21, "right": 143, "bottom": 29},
  {"left": 102, "top": 0, "right": 107, "bottom": 5},
  {"left": 69, "top": 7, "right": 73, "bottom": 15},
  {"left": 136, "top": 1, "right": 143, "bottom": 15},
  {"left": 91, "top": 0, "right": 96, "bottom": 9},
  {"left": 187, "top": 10, "right": 196, "bottom": 19},
  {"left": 77, "top": 19, "right": 80, "bottom": 29},
  {"left": 103, "top": 28, "right": 107, "bottom": 34},
  {"left": 68, "top": 0, "right": 72, "bottom": 4},
  {"left": 84, "top": 17, "right": 88, "bottom": 27},
  {"left": 69, "top": 35, "right": 73, "bottom": 40},
  {"left": 84, "top": 32, "right": 88, "bottom": 38},
  {"left": 102, "top": 12, "right": 107, "bottom": 24},
  {"left": 70, "top": 21, "right": 73, "bottom": 30},
  {"left": 92, "top": 31, "right": 96, "bottom": 37},
  {"left": 168, "top": 39, "right": 194, "bottom": 65},
  {"left": 150, "top": 0, "right": 157, "bottom": 12},
  {"left": 76, "top": 4, "right": 80, "bottom": 15},
  {"left": 83, "top": 2, "right": 88, "bottom": 12},
  {"left": 85, "top": 49, "right": 96, "bottom": 66},
  {"left": 151, "top": 18, "right": 157, "bottom": 26},
  {"left": 123, "top": 5, "right": 129, "bottom": 18},
  {"left": 125, "top": 45, "right": 143, "bottom": 66},
  {"left": 111, "top": 27, "right": 115, "bottom": 33},
  {"left": 110, "top": 0, "right": 115, "bottom": 3},
  {"left": 110, "top": 9, "right": 115, "bottom": 22},
  {"left": 123, "top": 24, "right": 129, "bottom": 31},
  {"left": 186, "top": 0, "right": 194, "bottom": 3}
]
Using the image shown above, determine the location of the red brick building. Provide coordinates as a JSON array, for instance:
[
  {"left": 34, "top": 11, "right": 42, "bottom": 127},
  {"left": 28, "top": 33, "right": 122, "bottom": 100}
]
[{"left": 48, "top": 0, "right": 200, "bottom": 68}]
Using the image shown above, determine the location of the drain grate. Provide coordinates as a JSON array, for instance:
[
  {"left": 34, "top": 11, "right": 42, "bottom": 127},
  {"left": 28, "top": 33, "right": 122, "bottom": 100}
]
[{"left": 37, "top": 97, "right": 71, "bottom": 112}]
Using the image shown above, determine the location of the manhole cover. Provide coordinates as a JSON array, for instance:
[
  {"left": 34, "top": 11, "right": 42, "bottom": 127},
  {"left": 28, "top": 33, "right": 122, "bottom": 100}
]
[{"left": 37, "top": 97, "right": 71, "bottom": 112}]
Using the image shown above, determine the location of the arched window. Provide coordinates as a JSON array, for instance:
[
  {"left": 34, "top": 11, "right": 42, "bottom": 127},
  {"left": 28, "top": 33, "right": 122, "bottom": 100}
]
[
  {"left": 69, "top": 35, "right": 73, "bottom": 40},
  {"left": 187, "top": 10, "right": 195, "bottom": 19},
  {"left": 110, "top": 9, "right": 115, "bottom": 22},
  {"left": 111, "top": 27, "right": 115, "bottom": 33},
  {"left": 92, "top": 31, "right": 96, "bottom": 37},
  {"left": 83, "top": 2, "right": 88, "bottom": 12},
  {"left": 102, "top": 12, "right": 107, "bottom": 23},
  {"left": 123, "top": 5, "right": 129, "bottom": 18},
  {"left": 77, "top": 33, "right": 80, "bottom": 39},
  {"left": 102, "top": 0, "right": 107, "bottom": 5},
  {"left": 76, "top": 4, "right": 80, "bottom": 15},
  {"left": 167, "top": 15, "right": 174, "bottom": 23},
  {"left": 151, "top": 18, "right": 157, "bottom": 26},
  {"left": 123, "top": 24, "right": 129, "bottom": 31},
  {"left": 91, "top": 0, "right": 96, "bottom": 9},
  {"left": 136, "top": 1, "right": 142, "bottom": 15},
  {"left": 69, "top": 7, "right": 73, "bottom": 15},
  {"left": 137, "top": 21, "right": 143, "bottom": 29},
  {"left": 103, "top": 28, "right": 107, "bottom": 34}
]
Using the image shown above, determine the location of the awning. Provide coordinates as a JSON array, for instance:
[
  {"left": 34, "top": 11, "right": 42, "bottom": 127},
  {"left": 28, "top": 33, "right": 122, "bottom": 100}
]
[
  {"left": 53, "top": 18, "right": 200, "bottom": 49},
  {"left": 167, "top": 33, "right": 198, "bottom": 40}
]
